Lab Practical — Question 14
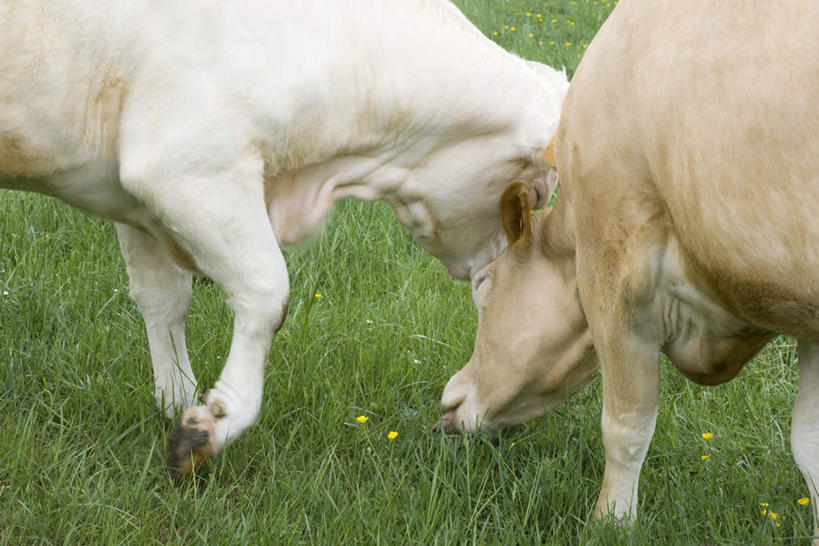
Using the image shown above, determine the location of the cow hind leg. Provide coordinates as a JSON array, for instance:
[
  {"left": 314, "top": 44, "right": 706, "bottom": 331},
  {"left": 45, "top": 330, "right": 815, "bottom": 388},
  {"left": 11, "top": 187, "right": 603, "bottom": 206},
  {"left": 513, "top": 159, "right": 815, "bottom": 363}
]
[
  {"left": 117, "top": 223, "right": 197, "bottom": 418},
  {"left": 793, "top": 339, "right": 819, "bottom": 544},
  {"left": 121, "top": 159, "right": 290, "bottom": 481}
]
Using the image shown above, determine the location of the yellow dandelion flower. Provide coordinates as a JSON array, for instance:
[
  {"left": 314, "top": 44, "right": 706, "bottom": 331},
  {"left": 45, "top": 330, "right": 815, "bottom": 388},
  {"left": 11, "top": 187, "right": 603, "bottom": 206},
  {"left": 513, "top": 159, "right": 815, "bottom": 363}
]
[
  {"left": 504, "top": 25, "right": 509, "bottom": 29},
  {"left": 526, "top": 12, "right": 531, "bottom": 16},
  {"left": 775, "top": 523, "right": 780, "bottom": 528},
  {"left": 510, "top": 26, "right": 516, "bottom": 31},
  {"left": 537, "top": 13, "right": 542, "bottom": 17},
  {"left": 770, "top": 512, "right": 778, "bottom": 521},
  {"left": 529, "top": 33, "right": 534, "bottom": 38},
  {"left": 798, "top": 497, "right": 810, "bottom": 506},
  {"left": 549, "top": 40, "right": 556, "bottom": 45},
  {"left": 700, "top": 454, "right": 709, "bottom": 461},
  {"left": 760, "top": 502, "right": 769, "bottom": 508},
  {"left": 493, "top": 31, "right": 498, "bottom": 36},
  {"left": 761, "top": 509, "right": 768, "bottom": 516},
  {"left": 702, "top": 432, "right": 713, "bottom": 440},
  {"left": 387, "top": 431, "right": 398, "bottom": 440},
  {"left": 582, "top": 44, "right": 588, "bottom": 48},
  {"left": 315, "top": 292, "right": 322, "bottom": 299},
  {"left": 564, "top": 41, "right": 572, "bottom": 47},
  {"left": 356, "top": 415, "right": 368, "bottom": 424},
  {"left": 551, "top": 18, "right": 557, "bottom": 23}
]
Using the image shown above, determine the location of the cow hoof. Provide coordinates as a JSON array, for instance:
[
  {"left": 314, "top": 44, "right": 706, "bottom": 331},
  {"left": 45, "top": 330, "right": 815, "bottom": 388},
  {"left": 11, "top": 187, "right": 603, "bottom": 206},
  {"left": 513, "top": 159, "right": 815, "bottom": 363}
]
[{"left": 166, "top": 406, "right": 217, "bottom": 481}]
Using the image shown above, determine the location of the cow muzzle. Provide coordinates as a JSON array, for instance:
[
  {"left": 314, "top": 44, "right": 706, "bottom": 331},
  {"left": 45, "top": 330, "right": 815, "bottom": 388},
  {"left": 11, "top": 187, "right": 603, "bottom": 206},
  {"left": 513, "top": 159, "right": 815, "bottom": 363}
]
[{"left": 437, "top": 366, "right": 485, "bottom": 433}]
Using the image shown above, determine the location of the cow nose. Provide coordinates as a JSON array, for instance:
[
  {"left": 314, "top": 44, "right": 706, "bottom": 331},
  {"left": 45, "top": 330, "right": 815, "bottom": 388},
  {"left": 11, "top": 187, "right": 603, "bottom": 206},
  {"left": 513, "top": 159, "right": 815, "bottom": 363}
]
[{"left": 433, "top": 409, "right": 461, "bottom": 434}]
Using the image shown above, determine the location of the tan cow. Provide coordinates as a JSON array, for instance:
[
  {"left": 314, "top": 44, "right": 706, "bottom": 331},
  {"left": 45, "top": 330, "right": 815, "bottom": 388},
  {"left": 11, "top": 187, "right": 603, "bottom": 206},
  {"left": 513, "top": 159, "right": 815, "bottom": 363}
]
[{"left": 440, "top": 0, "right": 819, "bottom": 538}]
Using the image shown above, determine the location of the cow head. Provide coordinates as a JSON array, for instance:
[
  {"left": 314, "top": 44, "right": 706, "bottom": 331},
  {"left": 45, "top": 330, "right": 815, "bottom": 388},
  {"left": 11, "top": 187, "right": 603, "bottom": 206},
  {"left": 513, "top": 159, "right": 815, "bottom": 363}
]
[
  {"left": 439, "top": 183, "right": 599, "bottom": 433},
  {"left": 385, "top": 61, "right": 568, "bottom": 281},
  {"left": 404, "top": 140, "right": 558, "bottom": 280}
]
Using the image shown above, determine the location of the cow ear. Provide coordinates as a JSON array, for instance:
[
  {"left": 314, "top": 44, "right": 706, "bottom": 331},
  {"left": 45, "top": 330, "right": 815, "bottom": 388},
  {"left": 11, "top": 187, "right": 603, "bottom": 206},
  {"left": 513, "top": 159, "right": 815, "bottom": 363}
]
[{"left": 500, "top": 182, "right": 533, "bottom": 259}]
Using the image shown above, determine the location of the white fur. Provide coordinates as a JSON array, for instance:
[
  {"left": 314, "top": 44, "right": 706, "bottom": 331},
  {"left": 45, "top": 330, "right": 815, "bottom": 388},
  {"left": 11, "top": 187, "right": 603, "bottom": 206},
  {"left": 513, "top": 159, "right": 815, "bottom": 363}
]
[{"left": 0, "top": 0, "right": 567, "bottom": 446}]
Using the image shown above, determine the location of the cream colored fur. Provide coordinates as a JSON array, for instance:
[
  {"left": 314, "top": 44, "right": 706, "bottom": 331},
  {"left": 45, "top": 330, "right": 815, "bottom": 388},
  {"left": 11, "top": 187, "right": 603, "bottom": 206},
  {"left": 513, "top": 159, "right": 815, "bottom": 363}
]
[
  {"left": 441, "top": 0, "right": 819, "bottom": 538},
  {"left": 0, "top": 0, "right": 568, "bottom": 470}
]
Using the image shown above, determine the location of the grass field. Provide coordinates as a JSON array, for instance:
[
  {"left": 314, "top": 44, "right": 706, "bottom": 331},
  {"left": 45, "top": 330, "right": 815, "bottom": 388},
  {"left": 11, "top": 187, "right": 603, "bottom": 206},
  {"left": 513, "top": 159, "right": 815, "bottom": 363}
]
[{"left": 1, "top": 1, "right": 815, "bottom": 544}]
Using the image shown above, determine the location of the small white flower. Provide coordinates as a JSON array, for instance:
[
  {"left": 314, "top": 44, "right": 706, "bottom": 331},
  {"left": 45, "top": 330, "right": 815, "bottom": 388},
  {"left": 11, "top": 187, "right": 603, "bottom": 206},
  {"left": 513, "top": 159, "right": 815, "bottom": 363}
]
[{"left": 2, "top": 290, "right": 8, "bottom": 296}]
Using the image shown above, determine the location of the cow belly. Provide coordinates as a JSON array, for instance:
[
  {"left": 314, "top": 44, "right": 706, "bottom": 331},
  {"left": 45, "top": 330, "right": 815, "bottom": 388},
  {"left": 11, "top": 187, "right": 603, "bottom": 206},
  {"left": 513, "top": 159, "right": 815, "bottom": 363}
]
[
  {"left": 0, "top": 150, "right": 144, "bottom": 224},
  {"left": 0, "top": 133, "right": 66, "bottom": 179},
  {"left": 0, "top": 76, "right": 140, "bottom": 221}
]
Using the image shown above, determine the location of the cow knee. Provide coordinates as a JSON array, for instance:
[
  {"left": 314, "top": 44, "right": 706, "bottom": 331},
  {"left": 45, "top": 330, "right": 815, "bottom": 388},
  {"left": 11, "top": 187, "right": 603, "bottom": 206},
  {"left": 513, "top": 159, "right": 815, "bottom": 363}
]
[{"left": 228, "top": 262, "right": 290, "bottom": 331}]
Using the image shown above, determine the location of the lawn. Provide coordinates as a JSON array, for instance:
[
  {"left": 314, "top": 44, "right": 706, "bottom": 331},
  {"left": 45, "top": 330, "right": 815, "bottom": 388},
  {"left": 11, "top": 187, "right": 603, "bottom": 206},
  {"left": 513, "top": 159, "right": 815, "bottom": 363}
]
[{"left": 1, "top": 1, "right": 814, "bottom": 544}]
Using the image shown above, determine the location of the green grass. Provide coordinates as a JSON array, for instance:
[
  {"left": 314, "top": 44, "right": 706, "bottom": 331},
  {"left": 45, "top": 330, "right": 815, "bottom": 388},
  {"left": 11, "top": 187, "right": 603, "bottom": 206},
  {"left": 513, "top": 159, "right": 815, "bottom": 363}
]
[{"left": 1, "top": 1, "right": 815, "bottom": 544}]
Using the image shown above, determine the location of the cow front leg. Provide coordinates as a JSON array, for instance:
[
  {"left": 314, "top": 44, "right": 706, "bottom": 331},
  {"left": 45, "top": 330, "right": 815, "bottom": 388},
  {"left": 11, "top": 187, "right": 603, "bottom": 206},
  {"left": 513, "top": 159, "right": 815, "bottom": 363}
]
[
  {"left": 592, "top": 326, "right": 660, "bottom": 521},
  {"left": 117, "top": 223, "right": 197, "bottom": 417},
  {"left": 167, "top": 233, "right": 288, "bottom": 480},
  {"left": 120, "top": 158, "right": 290, "bottom": 480},
  {"left": 167, "top": 245, "right": 288, "bottom": 481},
  {"left": 793, "top": 340, "right": 819, "bottom": 544}
]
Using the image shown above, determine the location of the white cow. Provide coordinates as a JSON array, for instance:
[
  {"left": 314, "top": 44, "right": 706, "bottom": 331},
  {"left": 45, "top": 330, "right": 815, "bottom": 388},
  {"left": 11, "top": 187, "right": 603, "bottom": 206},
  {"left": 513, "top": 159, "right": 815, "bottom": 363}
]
[
  {"left": 440, "top": 0, "right": 819, "bottom": 539},
  {"left": 0, "top": 0, "right": 567, "bottom": 477}
]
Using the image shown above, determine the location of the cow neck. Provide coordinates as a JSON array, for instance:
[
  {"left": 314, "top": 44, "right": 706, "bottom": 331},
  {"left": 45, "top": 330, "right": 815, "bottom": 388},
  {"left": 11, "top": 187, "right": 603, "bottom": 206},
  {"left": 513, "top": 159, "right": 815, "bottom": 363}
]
[{"left": 540, "top": 192, "right": 577, "bottom": 261}]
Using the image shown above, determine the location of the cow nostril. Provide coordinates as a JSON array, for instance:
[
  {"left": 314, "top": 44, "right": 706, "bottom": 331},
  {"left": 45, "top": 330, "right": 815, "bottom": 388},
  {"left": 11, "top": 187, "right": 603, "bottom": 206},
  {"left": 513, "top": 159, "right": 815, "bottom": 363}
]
[{"left": 433, "top": 409, "right": 461, "bottom": 434}]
